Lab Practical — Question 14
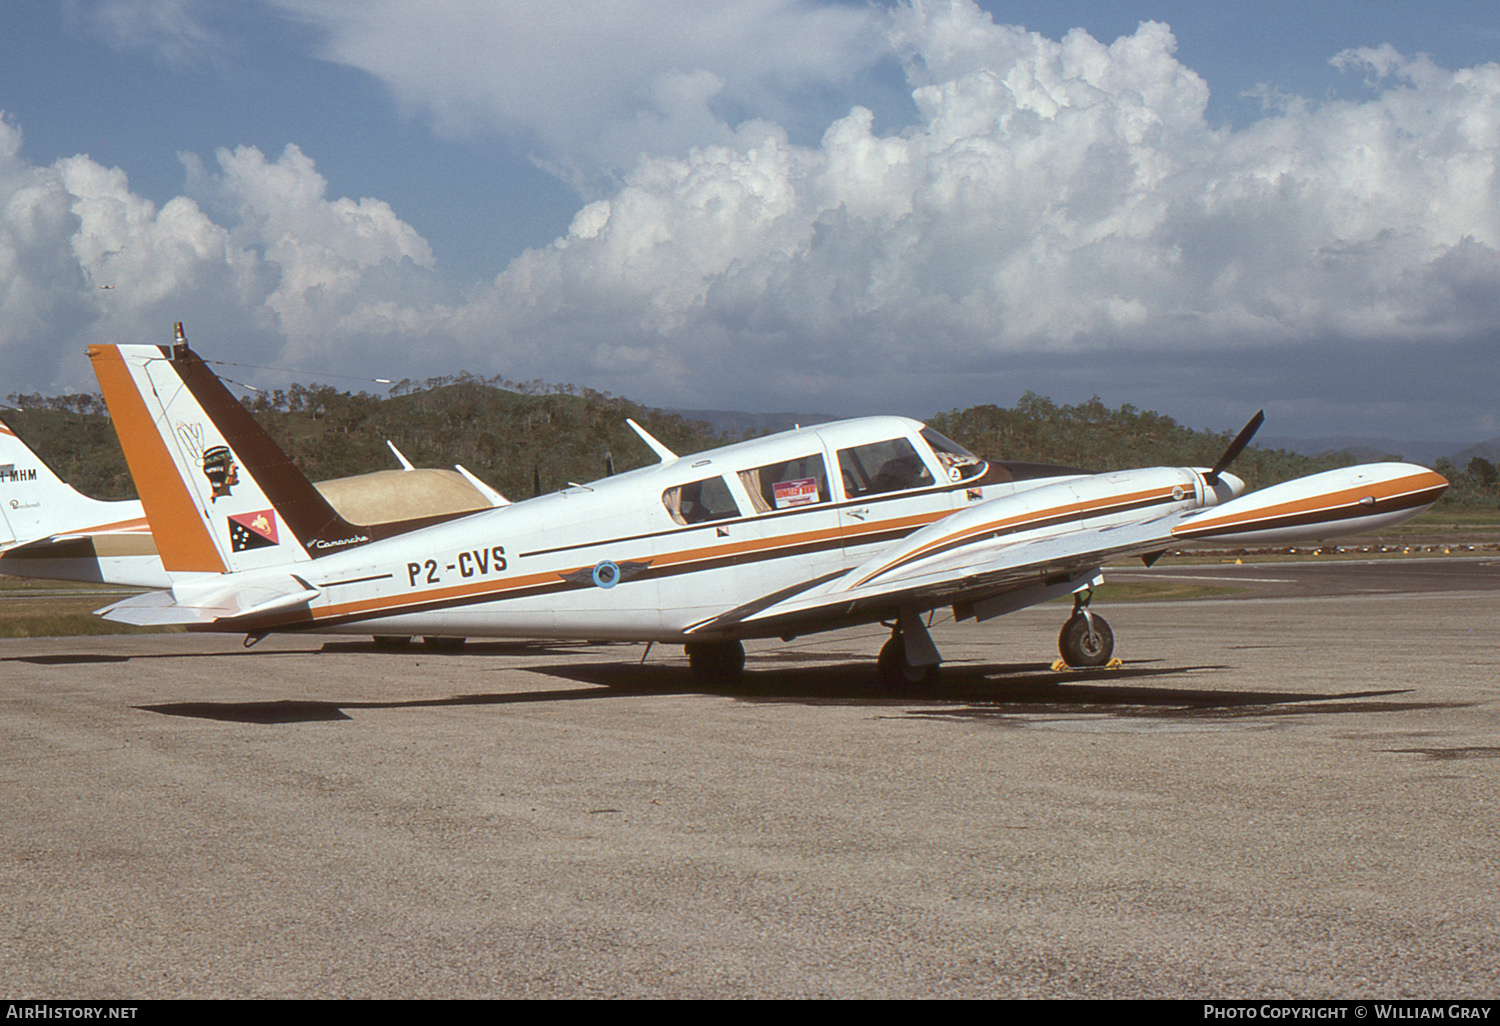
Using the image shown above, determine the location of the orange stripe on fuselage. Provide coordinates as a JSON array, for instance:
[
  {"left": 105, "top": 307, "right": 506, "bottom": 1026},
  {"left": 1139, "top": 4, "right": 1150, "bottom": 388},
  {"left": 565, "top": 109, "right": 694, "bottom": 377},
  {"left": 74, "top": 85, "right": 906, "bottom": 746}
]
[
  {"left": 88, "top": 346, "right": 226, "bottom": 573},
  {"left": 304, "top": 496, "right": 1141, "bottom": 625}
]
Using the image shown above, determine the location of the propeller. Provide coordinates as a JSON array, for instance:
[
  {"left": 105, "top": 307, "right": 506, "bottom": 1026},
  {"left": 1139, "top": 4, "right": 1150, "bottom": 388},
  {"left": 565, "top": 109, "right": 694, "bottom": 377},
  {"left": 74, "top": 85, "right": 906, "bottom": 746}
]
[{"left": 1204, "top": 410, "right": 1264, "bottom": 486}]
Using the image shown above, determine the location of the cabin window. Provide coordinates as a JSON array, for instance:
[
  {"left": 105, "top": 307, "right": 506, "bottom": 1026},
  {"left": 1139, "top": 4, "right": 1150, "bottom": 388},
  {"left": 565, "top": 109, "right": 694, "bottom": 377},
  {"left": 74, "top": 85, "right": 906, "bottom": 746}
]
[
  {"left": 738, "top": 454, "right": 830, "bottom": 514},
  {"left": 662, "top": 476, "right": 741, "bottom": 525},
  {"left": 837, "top": 437, "right": 935, "bottom": 498},
  {"left": 920, "top": 427, "right": 988, "bottom": 483}
]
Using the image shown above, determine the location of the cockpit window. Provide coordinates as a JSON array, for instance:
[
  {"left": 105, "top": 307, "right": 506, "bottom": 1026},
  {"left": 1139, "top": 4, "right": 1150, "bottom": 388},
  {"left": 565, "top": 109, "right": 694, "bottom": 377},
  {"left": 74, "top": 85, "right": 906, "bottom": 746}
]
[
  {"left": 738, "top": 454, "right": 830, "bottom": 513},
  {"left": 837, "top": 437, "right": 934, "bottom": 498},
  {"left": 920, "top": 427, "right": 988, "bottom": 483},
  {"left": 663, "top": 476, "right": 741, "bottom": 525}
]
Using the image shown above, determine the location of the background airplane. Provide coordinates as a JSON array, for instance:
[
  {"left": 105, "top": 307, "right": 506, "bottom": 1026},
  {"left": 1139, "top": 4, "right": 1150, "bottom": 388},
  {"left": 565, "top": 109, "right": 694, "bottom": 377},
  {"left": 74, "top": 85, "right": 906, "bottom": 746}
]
[{"left": 87, "top": 330, "right": 1447, "bottom": 684}]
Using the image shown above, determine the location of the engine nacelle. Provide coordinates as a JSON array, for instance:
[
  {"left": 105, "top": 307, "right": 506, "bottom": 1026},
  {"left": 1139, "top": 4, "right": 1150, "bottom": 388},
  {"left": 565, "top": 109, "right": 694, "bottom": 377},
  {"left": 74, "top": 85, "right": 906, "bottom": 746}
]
[{"left": 1171, "top": 464, "right": 1447, "bottom": 546}]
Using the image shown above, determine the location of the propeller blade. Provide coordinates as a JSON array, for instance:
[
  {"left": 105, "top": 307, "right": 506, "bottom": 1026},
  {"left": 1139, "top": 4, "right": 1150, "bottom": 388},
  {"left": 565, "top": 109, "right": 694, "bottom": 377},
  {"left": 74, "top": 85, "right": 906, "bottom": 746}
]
[{"left": 1205, "top": 410, "right": 1264, "bottom": 484}]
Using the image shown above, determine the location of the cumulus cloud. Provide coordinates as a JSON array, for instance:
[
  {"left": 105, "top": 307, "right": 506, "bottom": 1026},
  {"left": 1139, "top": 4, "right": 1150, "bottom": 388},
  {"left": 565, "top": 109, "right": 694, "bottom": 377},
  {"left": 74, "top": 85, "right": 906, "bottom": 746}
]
[
  {"left": 269, "top": 0, "right": 887, "bottom": 190},
  {"left": 436, "top": 4, "right": 1500, "bottom": 427},
  {"left": 0, "top": 118, "right": 444, "bottom": 387},
  {"left": 6, "top": 0, "right": 1500, "bottom": 439}
]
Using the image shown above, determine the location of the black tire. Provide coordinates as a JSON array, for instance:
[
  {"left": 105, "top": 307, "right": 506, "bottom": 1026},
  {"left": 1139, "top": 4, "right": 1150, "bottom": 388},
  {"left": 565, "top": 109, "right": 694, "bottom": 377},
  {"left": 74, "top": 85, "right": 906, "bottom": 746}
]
[
  {"left": 1058, "top": 613, "right": 1114, "bottom": 667},
  {"left": 422, "top": 636, "right": 467, "bottom": 651},
  {"left": 686, "top": 640, "right": 745, "bottom": 682},
  {"left": 877, "top": 634, "right": 940, "bottom": 688},
  {"left": 372, "top": 635, "right": 412, "bottom": 650}
]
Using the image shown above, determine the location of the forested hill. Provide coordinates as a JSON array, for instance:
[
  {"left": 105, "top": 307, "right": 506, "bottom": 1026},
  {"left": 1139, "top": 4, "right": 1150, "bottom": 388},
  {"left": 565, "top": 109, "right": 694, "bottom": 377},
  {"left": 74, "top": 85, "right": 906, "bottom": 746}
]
[
  {"left": 4, "top": 380, "right": 1485, "bottom": 505},
  {"left": 926, "top": 394, "right": 1351, "bottom": 493},
  {"left": 2, "top": 377, "right": 730, "bottom": 502},
  {"left": 929, "top": 394, "right": 1497, "bottom": 506}
]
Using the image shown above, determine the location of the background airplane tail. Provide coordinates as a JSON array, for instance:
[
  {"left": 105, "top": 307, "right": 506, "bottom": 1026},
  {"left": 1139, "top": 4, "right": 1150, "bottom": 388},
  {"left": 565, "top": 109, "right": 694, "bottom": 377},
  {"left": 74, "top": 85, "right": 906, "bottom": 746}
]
[
  {"left": 0, "top": 416, "right": 146, "bottom": 548},
  {"left": 88, "top": 328, "right": 372, "bottom": 574}
]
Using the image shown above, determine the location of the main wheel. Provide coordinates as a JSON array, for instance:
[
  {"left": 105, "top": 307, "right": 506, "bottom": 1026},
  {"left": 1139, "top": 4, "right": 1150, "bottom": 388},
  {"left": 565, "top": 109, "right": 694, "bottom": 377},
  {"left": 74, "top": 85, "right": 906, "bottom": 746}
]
[
  {"left": 372, "top": 635, "right": 412, "bottom": 650},
  {"left": 1058, "top": 613, "right": 1113, "bottom": 667},
  {"left": 686, "top": 640, "right": 745, "bottom": 682},
  {"left": 877, "top": 634, "right": 940, "bottom": 688}
]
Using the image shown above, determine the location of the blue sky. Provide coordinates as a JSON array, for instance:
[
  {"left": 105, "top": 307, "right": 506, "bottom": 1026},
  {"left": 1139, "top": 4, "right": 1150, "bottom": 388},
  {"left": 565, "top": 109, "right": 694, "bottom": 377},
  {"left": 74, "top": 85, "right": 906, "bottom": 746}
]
[{"left": 2, "top": 1, "right": 1498, "bottom": 445}]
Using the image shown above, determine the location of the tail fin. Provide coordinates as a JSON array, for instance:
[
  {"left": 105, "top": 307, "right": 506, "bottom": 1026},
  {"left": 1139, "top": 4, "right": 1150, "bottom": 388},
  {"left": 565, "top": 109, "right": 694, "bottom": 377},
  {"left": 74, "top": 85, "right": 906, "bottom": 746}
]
[
  {"left": 0, "top": 415, "right": 147, "bottom": 548},
  {"left": 88, "top": 328, "right": 375, "bottom": 574}
]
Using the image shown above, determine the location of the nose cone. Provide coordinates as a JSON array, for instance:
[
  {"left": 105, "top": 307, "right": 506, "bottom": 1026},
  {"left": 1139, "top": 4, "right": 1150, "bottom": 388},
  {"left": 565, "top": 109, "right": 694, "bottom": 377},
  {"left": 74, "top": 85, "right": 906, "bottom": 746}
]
[{"left": 1212, "top": 471, "right": 1246, "bottom": 503}]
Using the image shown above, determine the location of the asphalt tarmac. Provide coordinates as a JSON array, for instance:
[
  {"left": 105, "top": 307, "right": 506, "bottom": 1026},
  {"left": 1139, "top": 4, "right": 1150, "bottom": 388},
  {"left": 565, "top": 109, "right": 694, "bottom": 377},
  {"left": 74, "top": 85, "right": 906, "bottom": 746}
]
[{"left": 3, "top": 557, "right": 1498, "bottom": 998}]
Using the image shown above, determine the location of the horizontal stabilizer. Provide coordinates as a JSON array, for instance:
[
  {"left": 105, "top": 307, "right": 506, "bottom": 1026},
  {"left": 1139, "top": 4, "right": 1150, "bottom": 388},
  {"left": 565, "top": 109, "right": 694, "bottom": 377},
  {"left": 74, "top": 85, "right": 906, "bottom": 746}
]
[{"left": 97, "top": 575, "right": 321, "bottom": 626}]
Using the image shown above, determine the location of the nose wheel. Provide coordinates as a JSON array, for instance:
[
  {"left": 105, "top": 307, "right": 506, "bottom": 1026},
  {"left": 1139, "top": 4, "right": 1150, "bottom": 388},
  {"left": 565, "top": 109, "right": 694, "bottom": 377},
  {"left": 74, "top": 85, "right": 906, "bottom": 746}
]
[{"left": 1057, "top": 591, "right": 1114, "bottom": 668}]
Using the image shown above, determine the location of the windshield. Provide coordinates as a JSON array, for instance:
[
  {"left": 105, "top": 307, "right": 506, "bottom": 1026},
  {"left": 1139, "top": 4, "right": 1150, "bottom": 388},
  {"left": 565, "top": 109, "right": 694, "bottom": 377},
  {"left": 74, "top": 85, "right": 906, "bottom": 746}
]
[{"left": 919, "top": 427, "right": 988, "bottom": 483}]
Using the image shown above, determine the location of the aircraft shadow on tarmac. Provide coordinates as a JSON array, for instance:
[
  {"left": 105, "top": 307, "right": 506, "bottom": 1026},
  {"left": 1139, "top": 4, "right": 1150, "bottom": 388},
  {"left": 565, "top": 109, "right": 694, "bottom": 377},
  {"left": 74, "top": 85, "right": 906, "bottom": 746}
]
[
  {"left": 134, "top": 656, "right": 1461, "bottom": 726},
  {"left": 3, "top": 638, "right": 615, "bottom": 668}
]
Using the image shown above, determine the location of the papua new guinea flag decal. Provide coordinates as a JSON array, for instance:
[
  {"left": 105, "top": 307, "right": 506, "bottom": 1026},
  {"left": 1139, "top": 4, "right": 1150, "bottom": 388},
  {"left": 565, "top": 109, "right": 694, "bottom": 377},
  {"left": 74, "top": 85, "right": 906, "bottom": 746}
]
[{"left": 229, "top": 510, "right": 279, "bottom": 552}]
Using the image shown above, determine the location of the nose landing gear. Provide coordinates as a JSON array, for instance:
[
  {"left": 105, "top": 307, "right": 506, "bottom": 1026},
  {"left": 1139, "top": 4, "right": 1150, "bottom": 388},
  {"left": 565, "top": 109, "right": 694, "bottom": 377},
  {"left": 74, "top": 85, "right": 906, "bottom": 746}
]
[{"left": 1057, "top": 590, "right": 1115, "bottom": 668}]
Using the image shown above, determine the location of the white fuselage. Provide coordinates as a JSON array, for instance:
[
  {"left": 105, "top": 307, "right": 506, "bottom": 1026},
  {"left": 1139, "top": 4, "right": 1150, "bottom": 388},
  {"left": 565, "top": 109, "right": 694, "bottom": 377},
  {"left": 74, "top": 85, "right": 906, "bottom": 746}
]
[{"left": 211, "top": 417, "right": 1094, "bottom": 641}]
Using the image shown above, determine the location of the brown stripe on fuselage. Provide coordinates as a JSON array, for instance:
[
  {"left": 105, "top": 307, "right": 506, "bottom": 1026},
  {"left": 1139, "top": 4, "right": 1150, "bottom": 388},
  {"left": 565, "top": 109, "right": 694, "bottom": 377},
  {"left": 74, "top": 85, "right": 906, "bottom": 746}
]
[
  {"left": 219, "top": 490, "right": 1182, "bottom": 633},
  {"left": 213, "top": 507, "right": 952, "bottom": 633}
]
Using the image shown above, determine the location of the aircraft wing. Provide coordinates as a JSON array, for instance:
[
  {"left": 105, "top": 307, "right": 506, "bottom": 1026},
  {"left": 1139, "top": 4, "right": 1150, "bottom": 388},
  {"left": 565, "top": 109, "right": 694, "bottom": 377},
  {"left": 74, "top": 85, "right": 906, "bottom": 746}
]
[
  {"left": 690, "top": 498, "right": 1179, "bottom": 638},
  {"left": 691, "top": 459, "right": 1447, "bottom": 639}
]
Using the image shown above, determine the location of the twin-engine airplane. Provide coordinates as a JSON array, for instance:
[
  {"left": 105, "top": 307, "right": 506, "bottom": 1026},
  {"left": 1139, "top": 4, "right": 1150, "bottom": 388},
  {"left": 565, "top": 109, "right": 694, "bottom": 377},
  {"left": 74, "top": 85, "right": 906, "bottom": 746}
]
[{"left": 88, "top": 329, "right": 1448, "bottom": 684}]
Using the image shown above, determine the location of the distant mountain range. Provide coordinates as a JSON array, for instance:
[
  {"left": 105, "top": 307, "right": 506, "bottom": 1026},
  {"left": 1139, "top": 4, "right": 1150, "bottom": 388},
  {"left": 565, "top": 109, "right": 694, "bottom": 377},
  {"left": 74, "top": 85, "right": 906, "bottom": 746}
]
[{"left": 1262, "top": 435, "right": 1500, "bottom": 468}]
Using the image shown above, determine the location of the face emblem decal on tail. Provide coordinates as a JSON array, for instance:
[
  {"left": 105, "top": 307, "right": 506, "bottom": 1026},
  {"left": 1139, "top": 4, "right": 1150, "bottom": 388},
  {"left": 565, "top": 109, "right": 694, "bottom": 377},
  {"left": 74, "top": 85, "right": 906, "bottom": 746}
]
[
  {"left": 176, "top": 422, "right": 239, "bottom": 501},
  {"left": 201, "top": 446, "right": 239, "bottom": 500},
  {"left": 228, "top": 509, "right": 278, "bottom": 551}
]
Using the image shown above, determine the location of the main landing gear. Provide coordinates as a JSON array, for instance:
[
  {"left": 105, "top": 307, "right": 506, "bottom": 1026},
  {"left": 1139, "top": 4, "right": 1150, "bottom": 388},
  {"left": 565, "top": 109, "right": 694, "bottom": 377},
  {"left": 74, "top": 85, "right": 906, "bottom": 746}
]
[
  {"left": 877, "top": 608, "right": 942, "bottom": 688},
  {"left": 1057, "top": 590, "right": 1115, "bottom": 668},
  {"left": 683, "top": 592, "right": 1117, "bottom": 687}
]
